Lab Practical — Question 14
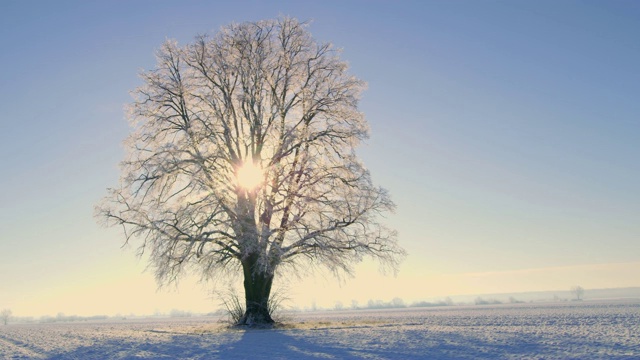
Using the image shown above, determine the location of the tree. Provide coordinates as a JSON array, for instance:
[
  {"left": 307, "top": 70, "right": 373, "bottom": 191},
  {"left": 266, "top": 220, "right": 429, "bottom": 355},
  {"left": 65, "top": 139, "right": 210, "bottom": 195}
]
[
  {"left": 391, "top": 297, "right": 405, "bottom": 308},
  {"left": 97, "top": 17, "right": 404, "bottom": 325},
  {"left": 1, "top": 309, "right": 11, "bottom": 325},
  {"left": 571, "top": 285, "right": 585, "bottom": 301}
]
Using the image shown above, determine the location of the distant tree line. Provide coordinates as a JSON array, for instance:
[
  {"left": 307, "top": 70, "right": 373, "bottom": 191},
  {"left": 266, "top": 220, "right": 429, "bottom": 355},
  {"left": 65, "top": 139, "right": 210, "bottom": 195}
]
[{"left": 329, "top": 297, "right": 457, "bottom": 311}]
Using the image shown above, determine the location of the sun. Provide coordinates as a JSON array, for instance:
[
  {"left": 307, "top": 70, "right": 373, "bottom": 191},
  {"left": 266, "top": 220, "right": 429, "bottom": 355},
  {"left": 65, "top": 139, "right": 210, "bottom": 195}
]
[{"left": 237, "top": 161, "right": 264, "bottom": 190}]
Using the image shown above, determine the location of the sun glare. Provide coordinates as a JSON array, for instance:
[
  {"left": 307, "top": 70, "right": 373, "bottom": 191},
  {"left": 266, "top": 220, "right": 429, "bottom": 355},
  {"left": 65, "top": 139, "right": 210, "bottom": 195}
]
[{"left": 237, "top": 161, "right": 264, "bottom": 190}]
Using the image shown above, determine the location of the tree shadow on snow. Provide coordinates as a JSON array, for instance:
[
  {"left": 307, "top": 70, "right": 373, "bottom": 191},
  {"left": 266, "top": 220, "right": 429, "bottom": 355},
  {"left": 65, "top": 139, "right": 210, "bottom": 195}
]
[
  {"left": 44, "top": 325, "right": 630, "bottom": 359},
  {"left": 45, "top": 329, "right": 375, "bottom": 360},
  {"left": 214, "top": 328, "right": 636, "bottom": 360}
]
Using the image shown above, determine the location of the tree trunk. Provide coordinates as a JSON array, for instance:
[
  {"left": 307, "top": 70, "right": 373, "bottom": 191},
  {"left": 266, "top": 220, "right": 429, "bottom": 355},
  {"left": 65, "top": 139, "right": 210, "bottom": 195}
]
[{"left": 238, "top": 254, "right": 275, "bottom": 325}]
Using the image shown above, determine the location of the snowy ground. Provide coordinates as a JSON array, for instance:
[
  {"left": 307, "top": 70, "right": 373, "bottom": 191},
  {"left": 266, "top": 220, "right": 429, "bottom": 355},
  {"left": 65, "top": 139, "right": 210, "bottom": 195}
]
[{"left": 1, "top": 300, "right": 638, "bottom": 359}]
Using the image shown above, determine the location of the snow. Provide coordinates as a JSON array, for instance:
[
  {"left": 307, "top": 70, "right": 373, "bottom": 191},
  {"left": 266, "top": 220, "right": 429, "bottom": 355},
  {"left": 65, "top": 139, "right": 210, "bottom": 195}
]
[{"left": 1, "top": 300, "right": 638, "bottom": 359}]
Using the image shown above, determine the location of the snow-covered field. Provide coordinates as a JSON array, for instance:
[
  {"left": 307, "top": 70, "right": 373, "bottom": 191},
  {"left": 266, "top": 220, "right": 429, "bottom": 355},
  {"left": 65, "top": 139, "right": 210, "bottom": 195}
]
[{"left": 1, "top": 300, "right": 638, "bottom": 359}]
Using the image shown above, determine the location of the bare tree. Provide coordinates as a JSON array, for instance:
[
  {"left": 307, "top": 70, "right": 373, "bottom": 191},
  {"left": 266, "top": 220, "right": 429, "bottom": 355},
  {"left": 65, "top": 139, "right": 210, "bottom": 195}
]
[
  {"left": 391, "top": 297, "right": 405, "bottom": 308},
  {"left": 571, "top": 285, "right": 585, "bottom": 301},
  {"left": 97, "top": 17, "right": 404, "bottom": 325},
  {"left": 1, "top": 309, "right": 11, "bottom": 325}
]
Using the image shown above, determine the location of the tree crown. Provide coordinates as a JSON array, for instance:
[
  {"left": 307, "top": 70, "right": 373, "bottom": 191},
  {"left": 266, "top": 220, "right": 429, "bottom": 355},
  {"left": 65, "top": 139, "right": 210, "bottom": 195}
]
[{"left": 98, "top": 17, "right": 404, "bottom": 286}]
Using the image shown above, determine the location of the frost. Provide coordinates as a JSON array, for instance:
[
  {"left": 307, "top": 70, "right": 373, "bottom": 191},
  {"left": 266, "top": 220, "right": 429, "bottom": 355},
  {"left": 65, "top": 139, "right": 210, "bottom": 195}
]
[
  {"left": 96, "top": 17, "right": 404, "bottom": 324},
  {"left": 1, "top": 300, "right": 637, "bottom": 359}
]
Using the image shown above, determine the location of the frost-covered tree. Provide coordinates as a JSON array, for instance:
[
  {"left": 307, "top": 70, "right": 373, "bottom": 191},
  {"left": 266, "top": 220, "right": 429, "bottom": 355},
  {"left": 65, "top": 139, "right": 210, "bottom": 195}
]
[
  {"left": 97, "top": 17, "right": 404, "bottom": 325},
  {"left": 1, "top": 309, "right": 11, "bottom": 325}
]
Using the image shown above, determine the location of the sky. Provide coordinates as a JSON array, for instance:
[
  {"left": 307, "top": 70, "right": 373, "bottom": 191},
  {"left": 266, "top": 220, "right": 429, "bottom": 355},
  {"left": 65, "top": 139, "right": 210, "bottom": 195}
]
[{"left": 1, "top": 0, "right": 639, "bottom": 317}]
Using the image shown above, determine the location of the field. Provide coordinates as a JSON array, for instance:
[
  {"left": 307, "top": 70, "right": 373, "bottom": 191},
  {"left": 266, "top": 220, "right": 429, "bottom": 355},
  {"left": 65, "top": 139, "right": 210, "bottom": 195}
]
[{"left": 1, "top": 300, "right": 638, "bottom": 359}]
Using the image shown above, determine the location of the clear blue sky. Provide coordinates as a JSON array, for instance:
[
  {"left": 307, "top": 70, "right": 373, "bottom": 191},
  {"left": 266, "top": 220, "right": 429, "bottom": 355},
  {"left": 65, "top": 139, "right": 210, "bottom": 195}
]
[{"left": 1, "top": 0, "right": 639, "bottom": 316}]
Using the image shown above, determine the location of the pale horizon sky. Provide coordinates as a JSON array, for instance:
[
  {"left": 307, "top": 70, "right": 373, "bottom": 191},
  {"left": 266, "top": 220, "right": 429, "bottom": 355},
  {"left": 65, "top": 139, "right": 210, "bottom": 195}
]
[{"left": 1, "top": 0, "right": 639, "bottom": 318}]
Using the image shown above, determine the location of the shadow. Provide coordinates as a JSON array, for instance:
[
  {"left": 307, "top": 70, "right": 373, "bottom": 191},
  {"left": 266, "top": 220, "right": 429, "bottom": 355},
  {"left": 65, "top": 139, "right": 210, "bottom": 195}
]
[
  {"left": 215, "top": 328, "right": 548, "bottom": 360},
  {"left": 41, "top": 323, "right": 638, "bottom": 359},
  {"left": 44, "top": 330, "right": 236, "bottom": 360},
  {"left": 39, "top": 327, "right": 535, "bottom": 360}
]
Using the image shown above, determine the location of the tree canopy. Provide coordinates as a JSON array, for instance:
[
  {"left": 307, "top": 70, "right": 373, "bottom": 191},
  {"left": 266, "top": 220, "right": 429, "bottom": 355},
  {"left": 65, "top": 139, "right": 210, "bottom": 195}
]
[{"left": 97, "top": 17, "right": 404, "bottom": 324}]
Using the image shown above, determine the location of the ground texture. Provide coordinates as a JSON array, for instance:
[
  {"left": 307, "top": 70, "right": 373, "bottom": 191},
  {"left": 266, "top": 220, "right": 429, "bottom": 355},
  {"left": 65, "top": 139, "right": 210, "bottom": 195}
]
[{"left": 0, "top": 300, "right": 638, "bottom": 359}]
